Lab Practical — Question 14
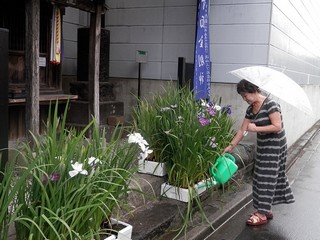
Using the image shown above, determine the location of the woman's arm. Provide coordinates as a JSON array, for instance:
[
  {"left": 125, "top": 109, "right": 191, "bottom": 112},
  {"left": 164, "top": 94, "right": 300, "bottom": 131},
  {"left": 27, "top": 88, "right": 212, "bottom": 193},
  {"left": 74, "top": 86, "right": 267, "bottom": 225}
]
[{"left": 247, "top": 111, "right": 282, "bottom": 133}]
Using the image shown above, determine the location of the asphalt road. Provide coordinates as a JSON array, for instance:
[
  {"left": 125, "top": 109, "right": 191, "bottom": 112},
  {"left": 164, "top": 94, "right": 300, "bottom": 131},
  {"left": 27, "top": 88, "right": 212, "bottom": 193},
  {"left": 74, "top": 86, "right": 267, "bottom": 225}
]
[{"left": 204, "top": 127, "right": 320, "bottom": 240}]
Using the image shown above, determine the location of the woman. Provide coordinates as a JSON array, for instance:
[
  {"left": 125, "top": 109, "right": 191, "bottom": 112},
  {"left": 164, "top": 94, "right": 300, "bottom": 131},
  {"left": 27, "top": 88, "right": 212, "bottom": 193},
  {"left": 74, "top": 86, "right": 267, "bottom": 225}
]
[{"left": 223, "top": 79, "right": 295, "bottom": 226}]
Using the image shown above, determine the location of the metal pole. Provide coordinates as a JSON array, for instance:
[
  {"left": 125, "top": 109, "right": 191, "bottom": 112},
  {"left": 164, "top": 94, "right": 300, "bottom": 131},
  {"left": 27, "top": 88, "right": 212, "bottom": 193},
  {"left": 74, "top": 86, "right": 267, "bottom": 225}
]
[
  {"left": 138, "top": 62, "right": 141, "bottom": 98},
  {"left": 178, "top": 57, "right": 186, "bottom": 88}
]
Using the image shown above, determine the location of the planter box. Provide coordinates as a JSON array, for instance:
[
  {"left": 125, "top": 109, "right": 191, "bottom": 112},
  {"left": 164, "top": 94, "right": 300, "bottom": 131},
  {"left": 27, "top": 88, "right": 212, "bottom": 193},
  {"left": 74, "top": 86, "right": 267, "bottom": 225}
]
[
  {"left": 138, "top": 160, "right": 167, "bottom": 177},
  {"left": 160, "top": 179, "right": 216, "bottom": 203},
  {"left": 104, "top": 218, "right": 133, "bottom": 240}
]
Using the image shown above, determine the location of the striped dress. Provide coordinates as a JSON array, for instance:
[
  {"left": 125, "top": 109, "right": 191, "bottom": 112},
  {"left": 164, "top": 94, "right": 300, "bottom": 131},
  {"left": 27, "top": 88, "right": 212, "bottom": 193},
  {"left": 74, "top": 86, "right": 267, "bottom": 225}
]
[{"left": 246, "top": 98, "right": 295, "bottom": 215}]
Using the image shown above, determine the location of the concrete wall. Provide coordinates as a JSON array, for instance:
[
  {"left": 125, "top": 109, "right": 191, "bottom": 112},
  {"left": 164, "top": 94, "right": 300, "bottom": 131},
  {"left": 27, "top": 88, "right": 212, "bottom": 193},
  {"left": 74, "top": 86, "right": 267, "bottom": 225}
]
[
  {"left": 60, "top": 0, "right": 320, "bottom": 149},
  {"left": 105, "top": 0, "right": 320, "bottom": 85},
  {"left": 105, "top": 0, "right": 196, "bottom": 80},
  {"left": 211, "top": 0, "right": 272, "bottom": 83},
  {"left": 268, "top": 0, "right": 320, "bottom": 84}
]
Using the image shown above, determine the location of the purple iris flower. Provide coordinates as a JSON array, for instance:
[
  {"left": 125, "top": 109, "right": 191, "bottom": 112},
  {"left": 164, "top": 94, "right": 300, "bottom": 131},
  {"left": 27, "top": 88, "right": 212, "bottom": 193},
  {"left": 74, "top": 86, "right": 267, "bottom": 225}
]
[
  {"left": 222, "top": 106, "right": 232, "bottom": 115},
  {"left": 207, "top": 107, "right": 216, "bottom": 116},
  {"left": 227, "top": 106, "right": 232, "bottom": 115},
  {"left": 198, "top": 116, "right": 210, "bottom": 126},
  {"left": 50, "top": 172, "right": 60, "bottom": 182},
  {"left": 42, "top": 172, "right": 60, "bottom": 184}
]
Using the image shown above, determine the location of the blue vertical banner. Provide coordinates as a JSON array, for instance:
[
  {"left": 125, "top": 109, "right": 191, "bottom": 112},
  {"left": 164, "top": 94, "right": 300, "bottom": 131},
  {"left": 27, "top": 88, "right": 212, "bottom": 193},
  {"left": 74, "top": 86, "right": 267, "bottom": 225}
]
[{"left": 194, "top": 0, "right": 211, "bottom": 100}]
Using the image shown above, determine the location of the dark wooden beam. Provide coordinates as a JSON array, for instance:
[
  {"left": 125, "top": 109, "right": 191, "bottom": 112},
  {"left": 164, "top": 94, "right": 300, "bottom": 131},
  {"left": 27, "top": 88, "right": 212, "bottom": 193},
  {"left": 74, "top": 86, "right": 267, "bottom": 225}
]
[
  {"left": 0, "top": 29, "right": 9, "bottom": 178},
  {"left": 25, "top": 0, "right": 40, "bottom": 139},
  {"left": 48, "top": 0, "right": 108, "bottom": 13}
]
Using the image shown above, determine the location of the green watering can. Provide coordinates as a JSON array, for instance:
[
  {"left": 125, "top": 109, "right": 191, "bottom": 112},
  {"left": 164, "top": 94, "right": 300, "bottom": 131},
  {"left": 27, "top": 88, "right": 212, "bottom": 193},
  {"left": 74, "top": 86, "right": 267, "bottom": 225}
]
[
  {"left": 198, "top": 153, "right": 238, "bottom": 189},
  {"left": 211, "top": 153, "right": 238, "bottom": 185}
]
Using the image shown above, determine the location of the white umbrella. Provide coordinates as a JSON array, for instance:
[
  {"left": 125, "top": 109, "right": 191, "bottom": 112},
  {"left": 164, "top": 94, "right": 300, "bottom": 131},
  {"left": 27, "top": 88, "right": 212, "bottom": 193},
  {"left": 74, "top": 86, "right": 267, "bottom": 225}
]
[{"left": 229, "top": 66, "right": 313, "bottom": 116}]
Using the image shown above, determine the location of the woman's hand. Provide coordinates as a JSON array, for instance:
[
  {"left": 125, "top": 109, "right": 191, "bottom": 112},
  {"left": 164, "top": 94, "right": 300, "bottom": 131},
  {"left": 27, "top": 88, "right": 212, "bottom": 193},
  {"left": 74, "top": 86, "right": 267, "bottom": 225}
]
[
  {"left": 247, "top": 123, "right": 257, "bottom": 132},
  {"left": 222, "top": 144, "right": 234, "bottom": 154}
]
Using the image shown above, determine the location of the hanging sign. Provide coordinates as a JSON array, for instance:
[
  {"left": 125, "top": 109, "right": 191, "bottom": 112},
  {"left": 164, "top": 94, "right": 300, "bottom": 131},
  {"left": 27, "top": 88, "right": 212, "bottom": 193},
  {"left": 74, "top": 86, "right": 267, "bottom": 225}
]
[
  {"left": 136, "top": 50, "right": 148, "bottom": 63},
  {"left": 50, "top": 6, "right": 62, "bottom": 65},
  {"left": 193, "top": 0, "right": 211, "bottom": 100}
]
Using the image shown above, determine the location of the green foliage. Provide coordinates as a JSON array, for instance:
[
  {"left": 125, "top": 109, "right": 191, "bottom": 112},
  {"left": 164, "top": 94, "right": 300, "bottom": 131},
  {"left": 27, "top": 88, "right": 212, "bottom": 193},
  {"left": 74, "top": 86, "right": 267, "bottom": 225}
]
[
  {"left": 12, "top": 102, "right": 141, "bottom": 239},
  {"left": 0, "top": 157, "right": 31, "bottom": 239},
  {"left": 133, "top": 84, "right": 236, "bottom": 188},
  {"left": 133, "top": 84, "right": 236, "bottom": 238}
]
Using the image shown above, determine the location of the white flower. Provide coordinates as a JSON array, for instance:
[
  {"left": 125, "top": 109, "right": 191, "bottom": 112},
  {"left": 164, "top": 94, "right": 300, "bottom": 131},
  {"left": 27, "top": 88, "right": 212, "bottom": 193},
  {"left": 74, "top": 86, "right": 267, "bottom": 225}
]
[
  {"left": 214, "top": 105, "right": 221, "bottom": 111},
  {"left": 164, "top": 129, "right": 171, "bottom": 135},
  {"left": 128, "top": 132, "right": 148, "bottom": 145},
  {"left": 68, "top": 162, "right": 88, "bottom": 178},
  {"left": 200, "top": 99, "right": 207, "bottom": 107},
  {"left": 207, "top": 137, "right": 217, "bottom": 149},
  {"left": 160, "top": 107, "right": 171, "bottom": 112},
  {"left": 128, "top": 132, "right": 149, "bottom": 151},
  {"left": 138, "top": 147, "right": 153, "bottom": 161},
  {"left": 177, "top": 116, "right": 184, "bottom": 122},
  {"left": 88, "top": 156, "right": 101, "bottom": 166}
]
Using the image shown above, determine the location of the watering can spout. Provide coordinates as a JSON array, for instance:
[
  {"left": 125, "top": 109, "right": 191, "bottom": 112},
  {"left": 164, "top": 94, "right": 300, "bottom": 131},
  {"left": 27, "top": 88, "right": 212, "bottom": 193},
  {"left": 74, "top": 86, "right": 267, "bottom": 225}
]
[{"left": 210, "top": 153, "right": 238, "bottom": 185}]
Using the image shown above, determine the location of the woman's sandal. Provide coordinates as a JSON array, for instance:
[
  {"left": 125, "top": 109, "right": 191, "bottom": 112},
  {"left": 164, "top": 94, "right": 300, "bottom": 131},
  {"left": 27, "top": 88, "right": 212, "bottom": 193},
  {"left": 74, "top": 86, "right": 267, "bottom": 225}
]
[
  {"left": 252, "top": 211, "right": 273, "bottom": 220},
  {"left": 265, "top": 212, "right": 273, "bottom": 220},
  {"left": 246, "top": 212, "right": 268, "bottom": 226}
]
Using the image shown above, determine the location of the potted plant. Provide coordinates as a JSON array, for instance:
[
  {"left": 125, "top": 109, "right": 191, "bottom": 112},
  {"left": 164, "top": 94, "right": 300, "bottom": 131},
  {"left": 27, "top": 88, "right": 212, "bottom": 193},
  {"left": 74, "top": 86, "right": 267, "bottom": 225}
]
[
  {"left": 131, "top": 84, "right": 236, "bottom": 237},
  {"left": 133, "top": 84, "right": 235, "bottom": 197},
  {"left": 12, "top": 102, "right": 148, "bottom": 240},
  {"left": 156, "top": 87, "right": 234, "bottom": 199}
]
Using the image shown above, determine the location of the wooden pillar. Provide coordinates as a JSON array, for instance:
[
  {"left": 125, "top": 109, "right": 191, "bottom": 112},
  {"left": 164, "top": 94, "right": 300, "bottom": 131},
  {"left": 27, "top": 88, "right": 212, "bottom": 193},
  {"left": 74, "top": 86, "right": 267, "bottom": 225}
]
[
  {"left": 25, "top": 0, "right": 40, "bottom": 139},
  {"left": 88, "top": 3, "right": 102, "bottom": 127},
  {"left": 0, "top": 28, "right": 8, "bottom": 178}
]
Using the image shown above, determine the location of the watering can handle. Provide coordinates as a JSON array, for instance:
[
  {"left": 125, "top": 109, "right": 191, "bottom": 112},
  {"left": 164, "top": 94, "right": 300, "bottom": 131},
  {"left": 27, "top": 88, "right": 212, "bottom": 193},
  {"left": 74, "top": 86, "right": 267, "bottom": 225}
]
[
  {"left": 223, "top": 153, "right": 236, "bottom": 163},
  {"left": 214, "top": 153, "right": 236, "bottom": 167}
]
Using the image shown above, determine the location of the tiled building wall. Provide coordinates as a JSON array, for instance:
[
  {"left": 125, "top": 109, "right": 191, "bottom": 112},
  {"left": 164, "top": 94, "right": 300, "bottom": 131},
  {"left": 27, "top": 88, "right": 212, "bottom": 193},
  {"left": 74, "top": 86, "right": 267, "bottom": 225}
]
[
  {"left": 105, "top": 0, "right": 196, "bottom": 80},
  {"left": 269, "top": 0, "right": 320, "bottom": 84}
]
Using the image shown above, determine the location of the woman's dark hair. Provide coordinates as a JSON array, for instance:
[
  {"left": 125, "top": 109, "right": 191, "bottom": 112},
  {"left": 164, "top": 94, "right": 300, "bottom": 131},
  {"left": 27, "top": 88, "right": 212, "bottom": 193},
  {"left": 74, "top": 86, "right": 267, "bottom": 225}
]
[{"left": 236, "top": 79, "right": 260, "bottom": 94}]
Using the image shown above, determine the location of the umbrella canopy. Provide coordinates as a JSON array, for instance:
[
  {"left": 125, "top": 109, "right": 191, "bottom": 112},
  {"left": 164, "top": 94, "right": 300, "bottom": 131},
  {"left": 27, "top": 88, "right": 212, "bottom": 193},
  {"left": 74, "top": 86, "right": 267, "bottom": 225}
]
[{"left": 229, "top": 66, "right": 313, "bottom": 115}]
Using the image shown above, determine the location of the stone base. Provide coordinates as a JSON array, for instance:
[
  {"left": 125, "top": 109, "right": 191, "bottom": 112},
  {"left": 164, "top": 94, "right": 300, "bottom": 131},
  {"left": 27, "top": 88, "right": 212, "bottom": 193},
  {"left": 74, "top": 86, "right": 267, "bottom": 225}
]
[
  {"left": 107, "top": 115, "right": 124, "bottom": 126},
  {"left": 69, "top": 82, "right": 115, "bottom": 102},
  {"left": 67, "top": 100, "right": 124, "bottom": 125}
]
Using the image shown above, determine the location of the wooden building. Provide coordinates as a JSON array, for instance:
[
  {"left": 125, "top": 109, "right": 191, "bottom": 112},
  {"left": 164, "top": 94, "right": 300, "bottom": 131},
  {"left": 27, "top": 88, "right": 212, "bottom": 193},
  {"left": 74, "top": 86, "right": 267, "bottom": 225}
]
[
  {"left": 0, "top": 0, "right": 107, "bottom": 170},
  {"left": 0, "top": 0, "right": 107, "bottom": 141}
]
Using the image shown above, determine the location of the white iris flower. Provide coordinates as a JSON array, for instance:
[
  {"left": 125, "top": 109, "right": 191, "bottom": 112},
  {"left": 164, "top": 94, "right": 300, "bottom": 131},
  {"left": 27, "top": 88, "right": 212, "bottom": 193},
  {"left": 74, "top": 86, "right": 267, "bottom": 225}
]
[
  {"left": 88, "top": 156, "right": 101, "bottom": 166},
  {"left": 128, "top": 132, "right": 149, "bottom": 152},
  {"left": 69, "top": 162, "right": 88, "bottom": 178},
  {"left": 214, "top": 105, "right": 221, "bottom": 111},
  {"left": 138, "top": 147, "right": 153, "bottom": 161}
]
